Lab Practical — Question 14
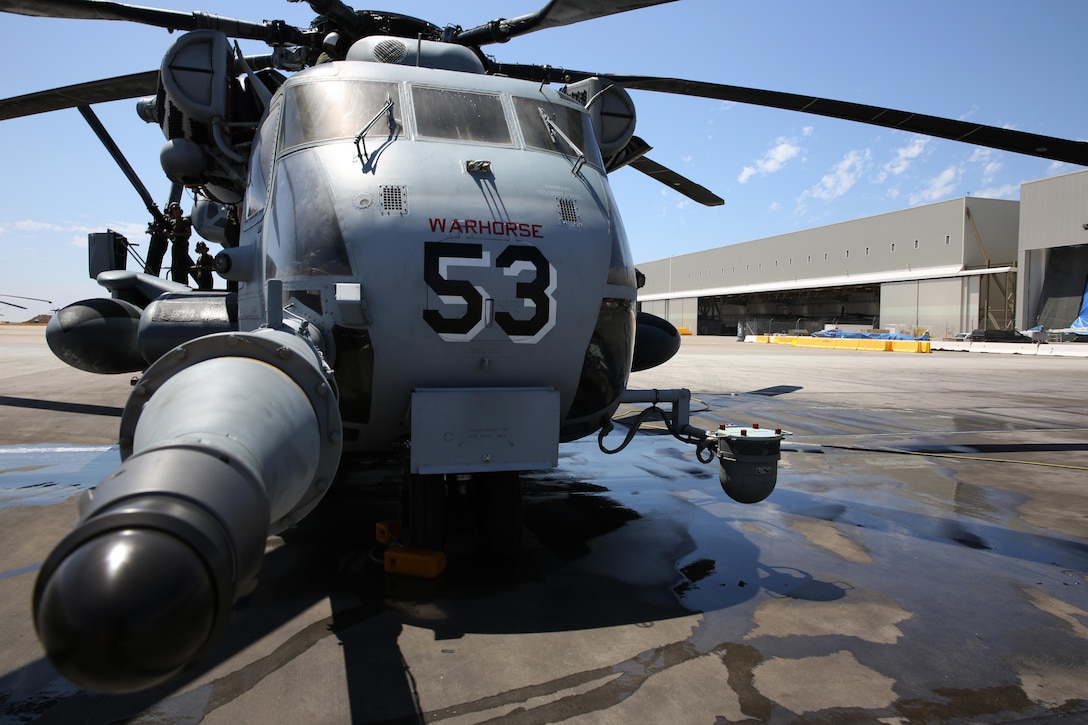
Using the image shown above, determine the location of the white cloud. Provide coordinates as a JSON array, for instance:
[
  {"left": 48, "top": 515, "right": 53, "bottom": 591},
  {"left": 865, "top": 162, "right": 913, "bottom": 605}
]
[
  {"left": 15, "top": 220, "right": 61, "bottom": 232},
  {"left": 981, "top": 161, "right": 1003, "bottom": 183},
  {"left": 972, "top": 183, "right": 1018, "bottom": 199},
  {"left": 803, "top": 149, "right": 870, "bottom": 202},
  {"left": 738, "top": 137, "right": 802, "bottom": 183},
  {"left": 966, "top": 148, "right": 1002, "bottom": 183},
  {"left": 969, "top": 148, "right": 992, "bottom": 163},
  {"left": 110, "top": 222, "right": 148, "bottom": 238},
  {"left": 909, "top": 165, "right": 960, "bottom": 205},
  {"left": 1048, "top": 160, "right": 1072, "bottom": 175},
  {"left": 13, "top": 220, "right": 98, "bottom": 234},
  {"left": 4, "top": 219, "right": 148, "bottom": 252},
  {"left": 882, "top": 136, "right": 929, "bottom": 178}
]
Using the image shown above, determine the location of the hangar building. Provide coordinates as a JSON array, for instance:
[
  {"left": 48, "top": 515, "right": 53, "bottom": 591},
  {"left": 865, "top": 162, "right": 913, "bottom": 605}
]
[
  {"left": 636, "top": 169, "right": 1088, "bottom": 339},
  {"left": 1018, "top": 170, "right": 1088, "bottom": 331}
]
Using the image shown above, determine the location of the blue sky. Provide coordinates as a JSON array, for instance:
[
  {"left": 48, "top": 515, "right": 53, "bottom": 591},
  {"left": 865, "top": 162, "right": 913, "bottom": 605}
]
[{"left": 1, "top": 0, "right": 1085, "bottom": 321}]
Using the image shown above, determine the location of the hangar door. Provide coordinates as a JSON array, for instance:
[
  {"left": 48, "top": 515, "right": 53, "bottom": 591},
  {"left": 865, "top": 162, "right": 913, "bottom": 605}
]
[
  {"left": 640, "top": 298, "right": 698, "bottom": 334},
  {"left": 880, "top": 278, "right": 980, "bottom": 338}
]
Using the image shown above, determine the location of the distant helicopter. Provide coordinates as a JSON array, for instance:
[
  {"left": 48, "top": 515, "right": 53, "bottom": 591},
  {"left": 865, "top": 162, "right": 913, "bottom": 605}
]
[
  {"left": 2, "top": 0, "right": 1086, "bottom": 697},
  {"left": 0, "top": 293, "right": 53, "bottom": 315}
]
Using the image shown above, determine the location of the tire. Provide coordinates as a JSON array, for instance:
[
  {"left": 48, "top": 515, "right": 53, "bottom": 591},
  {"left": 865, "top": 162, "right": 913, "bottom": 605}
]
[
  {"left": 475, "top": 471, "right": 523, "bottom": 558},
  {"left": 403, "top": 473, "right": 445, "bottom": 550}
]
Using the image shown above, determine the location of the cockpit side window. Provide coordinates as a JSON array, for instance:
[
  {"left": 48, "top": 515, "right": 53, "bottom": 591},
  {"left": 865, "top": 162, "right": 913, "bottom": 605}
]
[
  {"left": 268, "top": 150, "right": 352, "bottom": 278},
  {"left": 245, "top": 100, "right": 281, "bottom": 220},
  {"left": 413, "top": 87, "right": 512, "bottom": 144},
  {"left": 281, "top": 80, "right": 403, "bottom": 150},
  {"left": 512, "top": 96, "right": 604, "bottom": 170}
]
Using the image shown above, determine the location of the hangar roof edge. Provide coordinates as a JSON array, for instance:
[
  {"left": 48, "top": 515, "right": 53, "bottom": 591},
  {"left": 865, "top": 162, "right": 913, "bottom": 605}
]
[{"left": 637, "top": 264, "right": 1015, "bottom": 301}]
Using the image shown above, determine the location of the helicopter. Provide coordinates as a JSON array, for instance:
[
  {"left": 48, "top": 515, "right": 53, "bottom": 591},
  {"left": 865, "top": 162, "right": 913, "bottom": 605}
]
[
  {"left": 2, "top": 0, "right": 1086, "bottom": 698},
  {"left": 0, "top": 293, "right": 53, "bottom": 315}
]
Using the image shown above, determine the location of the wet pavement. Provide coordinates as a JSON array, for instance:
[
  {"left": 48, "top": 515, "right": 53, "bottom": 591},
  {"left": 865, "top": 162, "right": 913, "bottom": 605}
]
[{"left": 1, "top": 327, "right": 1087, "bottom": 724}]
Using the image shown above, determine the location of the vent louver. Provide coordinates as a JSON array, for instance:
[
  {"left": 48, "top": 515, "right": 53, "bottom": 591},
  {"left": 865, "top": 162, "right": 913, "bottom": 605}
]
[
  {"left": 380, "top": 185, "right": 408, "bottom": 215},
  {"left": 373, "top": 39, "right": 408, "bottom": 64},
  {"left": 557, "top": 197, "right": 580, "bottom": 225}
]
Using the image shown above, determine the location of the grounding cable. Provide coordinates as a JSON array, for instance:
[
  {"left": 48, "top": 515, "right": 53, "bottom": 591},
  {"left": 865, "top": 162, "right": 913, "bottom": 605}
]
[{"left": 814, "top": 443, "right": 1088, "bottom": 471}]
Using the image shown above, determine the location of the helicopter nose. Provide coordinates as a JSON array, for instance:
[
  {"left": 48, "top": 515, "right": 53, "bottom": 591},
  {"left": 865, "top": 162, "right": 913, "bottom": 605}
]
[{"left": 34, "top": 528, "right": 216, "bottom": 694}]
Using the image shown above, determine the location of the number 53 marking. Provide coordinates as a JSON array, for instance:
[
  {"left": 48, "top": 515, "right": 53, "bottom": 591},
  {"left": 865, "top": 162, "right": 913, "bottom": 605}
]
[{"left": 423, "top": 241, "right": 557, "bottom": 343}]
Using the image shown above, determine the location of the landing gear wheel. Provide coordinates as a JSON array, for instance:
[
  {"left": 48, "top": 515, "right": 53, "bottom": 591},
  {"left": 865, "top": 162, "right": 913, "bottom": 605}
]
[
  {"left": 403, "top": 473, "right": 445, "bottom": 550},
  {"left": 475, "top": 471, "right": 523, "bottom": 558}
]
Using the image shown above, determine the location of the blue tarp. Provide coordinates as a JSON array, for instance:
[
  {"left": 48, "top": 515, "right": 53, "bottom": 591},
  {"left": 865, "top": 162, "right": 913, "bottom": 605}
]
[
  {"left": 811, "top": 330, "right": 930, "bottom": 340},
  {"left": 1071, "top": 279, "right": 1088, "bottom": 330}
]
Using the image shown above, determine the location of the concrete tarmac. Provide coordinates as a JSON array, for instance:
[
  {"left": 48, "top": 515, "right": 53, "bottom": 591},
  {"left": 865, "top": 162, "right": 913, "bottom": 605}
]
[{"left": 1, "top": 326, "right": 1087, "bottom": 724}]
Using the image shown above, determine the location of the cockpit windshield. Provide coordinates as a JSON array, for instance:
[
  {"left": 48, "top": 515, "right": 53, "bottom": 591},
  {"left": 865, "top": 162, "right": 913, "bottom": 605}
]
[
  {"left": 413, "top": 87, "right": 512, "bottom": 144},
  {"left": 513, "top": 96, "right": 604, "bottom": 170},
  {"left": 281, "top": 80, "right": 403, "bottom": 150},
  {"left": 277, "top": 78, "right": 601, "bottom": 170}
]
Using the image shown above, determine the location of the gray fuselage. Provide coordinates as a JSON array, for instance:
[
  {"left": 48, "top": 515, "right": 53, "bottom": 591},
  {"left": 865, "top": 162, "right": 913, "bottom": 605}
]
[{"left": 237, "top": 59, "right": 638, "bottom": 452}]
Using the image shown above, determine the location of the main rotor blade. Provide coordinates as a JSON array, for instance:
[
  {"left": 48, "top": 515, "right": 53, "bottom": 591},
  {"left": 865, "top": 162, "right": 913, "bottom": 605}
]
[
  {"left": 629, "top": 156, "right": 724, "bottom": 206},
  {"left": 611, "top": 75, "right": 1088, "bottom": 167},
  {"left": 77, "top": 105, "right": 167, "bottom": 227},
  {"left": 530, "top": 0, "right": 680, "bottom": 31},
  {"left": 0, "top": 0, "right": 307, "bottom": 46},
  {"left": 456, "top": 0, "right": 678, "bottom": 46},
  {"left": 603, "top": 136, "right": 723, "bottom": 205},
  {"left": 0, "top": 71, "right": 157, "bottom": 121},
  {"left": 490, "top": 63, "right": 1088, "bottom": 167}
]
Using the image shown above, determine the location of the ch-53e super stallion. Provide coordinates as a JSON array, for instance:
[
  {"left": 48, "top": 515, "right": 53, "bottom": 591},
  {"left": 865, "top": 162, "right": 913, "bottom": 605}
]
[{"left": 2, "top": 0, "right": 1085, "bottom": 696}]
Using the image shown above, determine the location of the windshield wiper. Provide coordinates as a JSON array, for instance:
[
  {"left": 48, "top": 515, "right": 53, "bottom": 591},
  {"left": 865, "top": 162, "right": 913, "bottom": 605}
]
[
  {"left": 355, "top": 96, "right": 395, "bottom": 164},
  {"left": 538, "top": 107, "right": 586, "bottom": 175}
]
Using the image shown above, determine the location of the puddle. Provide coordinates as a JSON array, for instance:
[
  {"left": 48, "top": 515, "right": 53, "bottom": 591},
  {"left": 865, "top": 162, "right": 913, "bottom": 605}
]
[{"left": 0, "top": 445, "right": 118, "bottom": 507}]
